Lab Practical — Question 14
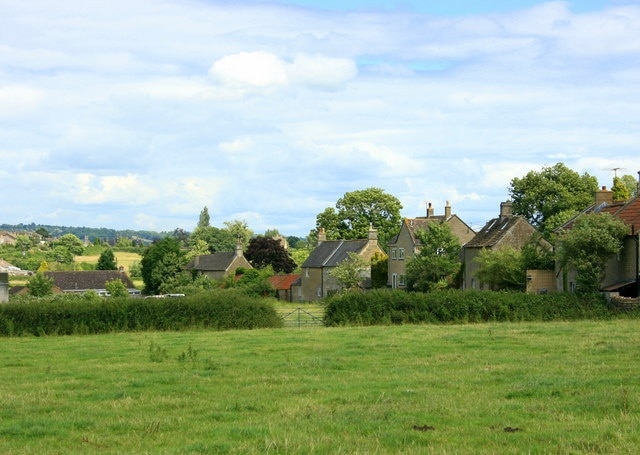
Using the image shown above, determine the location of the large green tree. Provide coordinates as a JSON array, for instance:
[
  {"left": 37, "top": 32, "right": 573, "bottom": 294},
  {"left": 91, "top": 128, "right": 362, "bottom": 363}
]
[
  {"left": 140, "top": 237, "right": 185, "bottom": 294},
  {"left": 556, "top": 213, "right": 628, "bottom": 294},
  {"left": 405, "top": 222, "right": 461, "bottom": 292},
  {"left": 315, "top": 187, "right": 402, "bottom": 247},
  {"left": 509, "top": 163, "right": 598, "bottom": 237}
]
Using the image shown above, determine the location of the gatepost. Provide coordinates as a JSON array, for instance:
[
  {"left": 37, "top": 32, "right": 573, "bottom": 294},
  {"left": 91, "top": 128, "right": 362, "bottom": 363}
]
[{"left": 0, "top": 272, "right": 8, "bottom": 303}]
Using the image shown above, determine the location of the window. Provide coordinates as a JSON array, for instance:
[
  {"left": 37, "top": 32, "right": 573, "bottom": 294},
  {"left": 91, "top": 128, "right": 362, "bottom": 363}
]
[
  {"left": 398, "top": 248, "right": 405, "bottom": 260},
  {"left": 391, "top": 248, "right": 397, "bottom": 260},
  {"left": 392, "top": 273, "right": 398, "bottom": 289},
  {"left": 305, "top": 268, "right": 309, "bottom": 278},
  {"left": 399, "top": 274, "right": 406, "bottom": 286}
]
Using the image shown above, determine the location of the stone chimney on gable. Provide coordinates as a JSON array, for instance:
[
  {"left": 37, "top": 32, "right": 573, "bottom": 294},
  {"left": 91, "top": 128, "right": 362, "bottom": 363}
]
[
  {"left": 317, "top": 227, "right": 327, "bottom": 245},
  {"left": 595, "top": 186, "right": 614, "bottom": 206},
  {"left": 235, "top": 239, "right": 243, "bottom": 257},
  {"left": 367, "top": 224, "right": 378, "bottom": 244},
  {"left": 499, "top": 201, "right": 513, "bottom": 219},
  {"left": 444, "top": 201, "right": 451, "bottom": 219}
]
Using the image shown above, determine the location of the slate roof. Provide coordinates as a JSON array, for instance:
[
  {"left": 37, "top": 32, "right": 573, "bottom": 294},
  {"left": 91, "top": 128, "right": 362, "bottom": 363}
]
[
  {"left": 268, "top": 274, "right": 301, "bottom": 291},
  {"left": 302, "top": 240, "right": 369, "bottom": 268},
  {"left": 464, "top": 216, "right": 525, "bottom": 248},
  {"left": 45, "top": 270, "right": 136, "bottom": 291},
  {"left": 185, "top": 252, "right": 239, "bottom": 271}
]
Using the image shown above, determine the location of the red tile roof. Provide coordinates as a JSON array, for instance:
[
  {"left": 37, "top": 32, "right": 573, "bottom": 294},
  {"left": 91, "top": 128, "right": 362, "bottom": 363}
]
[{"left": 268, "top": 274, "right": 301, "bottom": 290}]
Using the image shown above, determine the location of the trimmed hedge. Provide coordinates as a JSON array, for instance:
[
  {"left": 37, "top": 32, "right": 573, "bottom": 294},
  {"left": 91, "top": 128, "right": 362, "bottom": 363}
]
[
  {"left": 323, "top": 289, "right": 629, "bottom": 326},
  {"left": 0, "top": 289, "right": 283, "bottom": 336}
]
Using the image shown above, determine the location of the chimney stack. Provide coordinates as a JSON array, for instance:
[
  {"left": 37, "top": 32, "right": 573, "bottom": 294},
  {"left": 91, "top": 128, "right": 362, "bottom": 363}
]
[
  {"left": 595, "top": 186, "right": 614, "bottom": 206},
  {"left": 426, "top": 202, "right": 434, "bottom": 218},
  {"left": 444, "top": 201, "right": 451, "bottom": 219},
  {"left": 500, "top": 201, "right": 513, "bottom": 219},
  {"left": 235, "top": 239, "right": 243, "bottom": 257},
  {"left": 317, "top": 227, "right": 327, "bottom": 244},
  {"left": 367, "top": 224, "right": 378, "bottom": 243}
]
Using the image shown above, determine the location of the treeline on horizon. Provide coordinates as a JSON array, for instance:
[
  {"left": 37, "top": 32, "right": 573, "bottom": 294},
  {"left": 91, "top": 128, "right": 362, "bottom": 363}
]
[{"left": 0, "top": 223, "right": 169, "bottom": 243}]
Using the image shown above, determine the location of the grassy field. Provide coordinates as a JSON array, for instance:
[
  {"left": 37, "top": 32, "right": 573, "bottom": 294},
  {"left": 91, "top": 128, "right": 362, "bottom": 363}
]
[
  {"left": 1, "top": 320, "right": 639, "bottom": 454},
  {"left": 74, "top": 251, "right": 142, "bottom": 272}
]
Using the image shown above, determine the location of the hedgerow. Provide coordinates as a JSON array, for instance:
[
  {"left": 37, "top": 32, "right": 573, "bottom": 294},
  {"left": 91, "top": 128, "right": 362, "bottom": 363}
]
[
  {"left": 323, "top": 289, "right": 629, "bottom": 326},
  {"left": 0, "top": 289, "right": 282, "bottom": 336}
]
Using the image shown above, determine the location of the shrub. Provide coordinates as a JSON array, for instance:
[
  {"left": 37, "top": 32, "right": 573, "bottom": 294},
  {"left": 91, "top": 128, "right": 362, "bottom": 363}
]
[
  {"left": 323, "top": 289, "right": 618, "bottom": 326},
  {"left": 0, "top": 290, "right": 282, "bottom": 336}
]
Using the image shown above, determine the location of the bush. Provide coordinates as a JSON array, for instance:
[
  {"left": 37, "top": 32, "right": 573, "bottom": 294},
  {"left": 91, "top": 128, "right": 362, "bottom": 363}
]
[
  {"left": 323, "top": 289, "right": 620, "bottom": 326},
  {"left": 0, "top": 290, "right": 282, "bottom": 336}
]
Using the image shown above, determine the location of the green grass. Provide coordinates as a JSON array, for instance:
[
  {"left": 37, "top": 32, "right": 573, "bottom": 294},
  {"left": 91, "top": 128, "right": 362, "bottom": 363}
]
[{"left": 1, "top": 321, "right": 639, "bottom": 453}]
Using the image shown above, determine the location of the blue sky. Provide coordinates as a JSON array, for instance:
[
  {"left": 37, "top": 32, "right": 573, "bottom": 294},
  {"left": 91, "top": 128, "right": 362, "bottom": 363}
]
[{"left": 1, "top": 0, "right": 639, "bottom": 236}]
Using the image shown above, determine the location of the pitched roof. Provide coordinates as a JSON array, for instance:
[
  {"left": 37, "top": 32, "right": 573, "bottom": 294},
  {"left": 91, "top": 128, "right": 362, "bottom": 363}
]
[
  {"left": 464, "top": 216, "right": 525, "bottom": 248},
  {"left": 561, "top": 194, "right": 640, "bottom": 233},
  {"left": 45, "top": 270, "right": 136, "bottom": 291},
  {"left": 611, "top": 195, "right": 640, "bottom": 231},
  {"left": 268, "top": 274, "right": 301, "bottom": 290},
  {"left": 302, "top": 239, "right": 369, "bottom": 268},
  {"left": 185, "top": 252, "right": 251, "bottom": 272}
]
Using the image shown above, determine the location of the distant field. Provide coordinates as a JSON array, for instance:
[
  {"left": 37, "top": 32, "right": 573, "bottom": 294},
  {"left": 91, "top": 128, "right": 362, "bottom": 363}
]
[
  {"left": 75, "top": 251, "right": 141, "bottom": 272},
  {"left": 1, "top": 320, "right": 639, "bottom": 453}
]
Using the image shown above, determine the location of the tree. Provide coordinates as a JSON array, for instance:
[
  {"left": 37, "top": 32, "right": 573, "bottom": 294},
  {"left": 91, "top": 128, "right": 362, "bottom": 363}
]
[
  {"left": 245, "top": 236, "right": 296, "bottom": 273},
  {"left": 97, "top": 248, "right": 117, "bottom": 270},
  {"left": 105, "top": 278, "right": 129, "bottom": 297},
  {"left": 189, "top": 226, "right": 235, "bottom": 253},
  {"left": 35, "top": 227, "right": 50, "bottom": 238},
  {"left": 27, "top": 272, "right": 54, "bottom": 297},
  {"left": 557, "top": 213, "right": 628, "bottom": 294},
  {"left": 474, "top": 247, "right": 525, "bottom": 291},
  {"left": 370, "top": 251, "right": 389, "bottom": 288},
  {"left": 140, "top": 237, "right": 184, "bottom": 294},
  {"left": 223, "top": 220, "right": 253, "bottom": 248},
  {"left": 619, "top": 174, "right": 638, "bottom": 199},
  {"left": 509, "top": 163, "right": 598, "bottom": 237},
  {"left": 405, "top": 222, "right": 461, "bottom": 292},
  {"left": 315, "top": 187, "right": 403, "bottom": 247},
  {"left": 197, "top": 206, "right": 211, "bottom": 229},
  {"left": 612, "top": 176, "right": 630, "bottom": 201},
  {"left": 329, "top": 252, "right": 369, "bottom": 291},
  {"left": 53, "top": 233, "right": 85, "bottom": 256}
]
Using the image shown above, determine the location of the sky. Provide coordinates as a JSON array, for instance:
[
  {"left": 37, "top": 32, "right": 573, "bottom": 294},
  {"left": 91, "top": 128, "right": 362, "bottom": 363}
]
[{"left": 2, "top": 0, "right": 639, "bottom": 237}]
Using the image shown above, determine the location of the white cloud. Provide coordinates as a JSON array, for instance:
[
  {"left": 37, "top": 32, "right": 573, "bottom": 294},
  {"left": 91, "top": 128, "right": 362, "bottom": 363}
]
[
  {"left": 210, "top": 51, "right": 288, "bottom": 87},
  {"left": 209, "top": 51, "right": 356, "bottom": 90},
  {"left": 219, "top": 137, "right": 255, "bottom": 154},
  {"left": 0, "top": 85, "right": 43, "bottom": 116}
]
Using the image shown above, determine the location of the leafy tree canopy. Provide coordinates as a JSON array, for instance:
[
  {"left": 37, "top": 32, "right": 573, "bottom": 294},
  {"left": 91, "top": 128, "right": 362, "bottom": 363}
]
[
  {"left": 557, "top": 212, "right": 628, "bottom": 294},
  {"left": 245, "top": 236, "right": 296, "bottom": 273},
  {"left": 509, "top": 162, "right": 598, "bottom": 237},
  {"left": 97, "top": 248, "right": 117, "bottom": 270},
  {"left": 405, "top": 222, "right": 461, "bottom": 292},
  {"left": 474, "top": 247, "right": 526, "bottom": 291},
  {"left": 141, "top": 237, "right": 184, "bottom": 294},
  {"left": 329, "top": 252, "right": 369, "bottom": 291},
  {"left": 105, "top": 278, "right": 129, "bottom": 298},
  {"left": 27, "top": 271, "right": 54, "bottom": 297},
  {"left": 53, "top": 233, "right": 85, "bottom": 257},
  {"left": 197, "top": 206, "right": 211, "bottom": 229},
  {"left": 315, "top": 187, "right": 402, "bottom": 247},
  {"left": 618, "top": 174, "right": 638, "bottom": 199}
]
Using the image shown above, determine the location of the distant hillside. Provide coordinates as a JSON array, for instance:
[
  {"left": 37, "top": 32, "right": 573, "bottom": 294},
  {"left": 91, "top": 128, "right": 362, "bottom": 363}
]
[{"left": 0, "top": 223, "right": 169, "bottom": 243}]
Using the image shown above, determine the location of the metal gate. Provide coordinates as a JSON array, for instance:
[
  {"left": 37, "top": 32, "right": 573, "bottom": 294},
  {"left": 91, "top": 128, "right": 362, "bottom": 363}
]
[{"left": 279, "top": 307, "right": 324, "bottom": 328}]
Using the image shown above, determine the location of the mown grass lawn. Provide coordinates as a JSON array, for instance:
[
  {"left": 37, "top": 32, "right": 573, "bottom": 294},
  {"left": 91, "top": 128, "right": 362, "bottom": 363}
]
[{"left": 1, "top": 320, "right": 639, "bottom": 454}]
